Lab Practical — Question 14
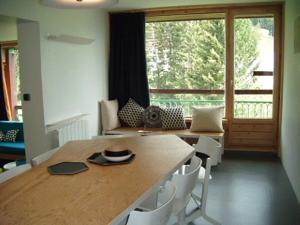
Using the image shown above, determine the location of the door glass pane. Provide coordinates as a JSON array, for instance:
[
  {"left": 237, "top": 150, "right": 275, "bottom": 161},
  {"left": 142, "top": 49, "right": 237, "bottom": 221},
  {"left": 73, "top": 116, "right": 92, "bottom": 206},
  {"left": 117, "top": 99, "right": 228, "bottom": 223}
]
[{"left": 234, "top": 17, "right": 274, "bottom": 119}]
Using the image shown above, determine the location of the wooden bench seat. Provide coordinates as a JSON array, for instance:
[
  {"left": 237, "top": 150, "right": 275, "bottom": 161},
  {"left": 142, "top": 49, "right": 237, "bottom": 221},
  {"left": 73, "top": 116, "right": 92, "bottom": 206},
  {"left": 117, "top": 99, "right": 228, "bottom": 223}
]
[{"left": 104, "top": 127, "right": 224, "bottom": 152}]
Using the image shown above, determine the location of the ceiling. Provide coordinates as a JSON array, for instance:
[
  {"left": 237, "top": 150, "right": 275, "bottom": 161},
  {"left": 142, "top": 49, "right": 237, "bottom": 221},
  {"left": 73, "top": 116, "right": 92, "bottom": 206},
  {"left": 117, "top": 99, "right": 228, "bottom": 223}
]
[{"left": 40, "top": 0, "right": 119, "bottom": 9}]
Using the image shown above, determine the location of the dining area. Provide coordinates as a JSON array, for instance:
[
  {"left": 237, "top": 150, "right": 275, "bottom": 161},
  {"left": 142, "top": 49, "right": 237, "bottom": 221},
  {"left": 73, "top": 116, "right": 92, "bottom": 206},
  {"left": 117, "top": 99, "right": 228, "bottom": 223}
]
[{"left": 0, "top": 134, "right": 220, "bottom": 225}]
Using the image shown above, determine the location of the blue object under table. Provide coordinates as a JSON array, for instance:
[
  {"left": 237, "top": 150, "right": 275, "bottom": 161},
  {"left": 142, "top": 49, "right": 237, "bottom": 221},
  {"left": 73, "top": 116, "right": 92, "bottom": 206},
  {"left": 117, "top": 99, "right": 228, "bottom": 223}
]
[{"left": 0, "top": 121, "right": 25, "bottom": 160}]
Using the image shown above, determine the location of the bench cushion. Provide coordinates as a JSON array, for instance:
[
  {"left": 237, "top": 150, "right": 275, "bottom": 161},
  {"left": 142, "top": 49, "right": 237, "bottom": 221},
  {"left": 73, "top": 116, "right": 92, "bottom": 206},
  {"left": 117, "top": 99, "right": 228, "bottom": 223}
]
[
  {"left": 0, "top": 142, "right": 26, "bottom": 154},
  {"left": 100, "top": 99, "right": 121, "bottom": 131}
]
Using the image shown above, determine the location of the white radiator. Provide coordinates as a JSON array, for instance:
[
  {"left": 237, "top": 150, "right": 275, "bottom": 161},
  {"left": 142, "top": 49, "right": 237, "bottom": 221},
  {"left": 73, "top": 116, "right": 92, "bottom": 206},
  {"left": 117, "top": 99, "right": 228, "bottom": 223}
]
[
  {"left": 46, "top": 114, "right": 89, "bottom": 147},
  {"left": 58, "top": 119, "right": 89, "bottom": 146}
]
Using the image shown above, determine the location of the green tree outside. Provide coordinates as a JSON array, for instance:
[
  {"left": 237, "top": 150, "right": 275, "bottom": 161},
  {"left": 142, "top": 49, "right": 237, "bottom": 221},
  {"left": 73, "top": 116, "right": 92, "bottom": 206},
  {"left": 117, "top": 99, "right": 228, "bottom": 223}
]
[{"left": 146, "top": 18, "right": 259, "bottom": 103}]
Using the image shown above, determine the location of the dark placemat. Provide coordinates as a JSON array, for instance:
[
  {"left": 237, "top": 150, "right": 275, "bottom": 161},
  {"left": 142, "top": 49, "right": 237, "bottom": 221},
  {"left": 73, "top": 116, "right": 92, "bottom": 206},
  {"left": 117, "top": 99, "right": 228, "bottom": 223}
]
[
  {"left": 48, "top": 162, "right": 89, "bottom": 175},
  {"left": 87, "top": 152, "right": 135, "bottom": 166}
]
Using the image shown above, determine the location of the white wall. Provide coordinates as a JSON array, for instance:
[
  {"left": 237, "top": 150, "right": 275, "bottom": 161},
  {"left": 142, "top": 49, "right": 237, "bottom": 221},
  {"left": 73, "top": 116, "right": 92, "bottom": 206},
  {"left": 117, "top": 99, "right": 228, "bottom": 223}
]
[
  {"left": 17, "top": 20, "right": 48, "bottom": 161},
  {"left": 0, "top": 0, "right": 109, "bottom": 157},
  {"left": 0, "top": 16, "right": 17, "bottom": 42},
  {"left": 281, "top": 0, "right": 300, "bottom": 203}
]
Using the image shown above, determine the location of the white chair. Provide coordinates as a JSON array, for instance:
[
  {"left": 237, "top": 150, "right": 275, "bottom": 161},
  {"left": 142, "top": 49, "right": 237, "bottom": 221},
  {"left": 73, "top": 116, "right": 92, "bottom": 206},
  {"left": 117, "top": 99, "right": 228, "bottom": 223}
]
[
  {"left": 0, "top": 163, "right": 32, "bottom": 184},
  {"left": 185, "top": 154, "right": 221, "bottom": 225},
  {"left": 194, "top": 136, "right": 222, "bottom": 182},
  {"left": 31, "top": 147, "right": 60, "bottom": 166},
  {"left": 124, "top": 181, "right": 176, "bottom": 225},
  {"left": 194, "top": 136, "right": 222, "bottom": 166},
  {"left": 169, "top": 155, "right": 202, "bottom": 225}
]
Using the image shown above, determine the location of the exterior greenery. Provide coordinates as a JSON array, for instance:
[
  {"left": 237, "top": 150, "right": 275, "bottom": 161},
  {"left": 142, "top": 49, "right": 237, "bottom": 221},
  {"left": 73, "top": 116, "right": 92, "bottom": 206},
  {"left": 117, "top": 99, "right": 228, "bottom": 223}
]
[
  {"left": 146, "top": 18, "right": 274, "bottom": 118},
  {"left": 146, "top": 19, "right": 226, "bottom": 94}
]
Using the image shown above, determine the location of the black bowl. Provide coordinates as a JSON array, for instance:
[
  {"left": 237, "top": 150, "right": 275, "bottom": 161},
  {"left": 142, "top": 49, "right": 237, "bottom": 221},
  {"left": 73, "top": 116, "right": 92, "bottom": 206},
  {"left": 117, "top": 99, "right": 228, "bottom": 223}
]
[{"left": 104, "top": 149, "right": 132, "bottom": 157}]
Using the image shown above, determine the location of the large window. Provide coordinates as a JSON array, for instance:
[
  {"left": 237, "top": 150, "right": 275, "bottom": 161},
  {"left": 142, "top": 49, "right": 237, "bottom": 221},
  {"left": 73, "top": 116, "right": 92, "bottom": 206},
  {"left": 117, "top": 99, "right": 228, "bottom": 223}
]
[
  {"left": 146, "top": 18, "right": 226, "bottom": 116},
  {"left": 144, "top": 4, "right": 283, "bottom": 151},
  {"left": 146, "top": 14, "right": 276, "bottom": 119}
]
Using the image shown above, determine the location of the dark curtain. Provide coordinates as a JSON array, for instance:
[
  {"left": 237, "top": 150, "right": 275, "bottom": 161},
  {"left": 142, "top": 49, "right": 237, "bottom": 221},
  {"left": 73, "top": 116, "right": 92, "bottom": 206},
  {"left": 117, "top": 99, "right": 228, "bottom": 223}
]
[
  {"left": 0, "top": 45, "right": 8, "bottom": 120},
  {"left": 108, "top": 12, "right": 150, "bottom": 108}
]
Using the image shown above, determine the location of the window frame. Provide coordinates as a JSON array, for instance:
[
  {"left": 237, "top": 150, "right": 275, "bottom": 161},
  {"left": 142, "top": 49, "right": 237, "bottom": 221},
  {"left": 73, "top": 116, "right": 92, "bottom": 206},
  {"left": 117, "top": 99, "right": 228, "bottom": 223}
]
[{"left": 145, "top": 3, "right": 282, "bottom": 122}]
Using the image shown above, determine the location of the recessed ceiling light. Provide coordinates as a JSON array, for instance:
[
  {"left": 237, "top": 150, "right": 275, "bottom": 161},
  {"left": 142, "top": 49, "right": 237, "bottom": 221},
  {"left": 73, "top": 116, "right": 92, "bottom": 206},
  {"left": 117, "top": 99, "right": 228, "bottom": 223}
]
[{"left": 40, "top": 0, "right": 118, "bottom": 9}]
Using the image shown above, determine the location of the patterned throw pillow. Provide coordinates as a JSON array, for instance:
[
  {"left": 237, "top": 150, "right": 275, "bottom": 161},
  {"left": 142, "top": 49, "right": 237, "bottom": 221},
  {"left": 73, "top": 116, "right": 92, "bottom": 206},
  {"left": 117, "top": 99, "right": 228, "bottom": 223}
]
[
  {"left": 143, "top": 105, "right": 162, "bottom": 128},
  {"left": 160, "top": 107, "right": 187, "bottom": 130},
  {"left": 4, "top": 129, "right": 19, "bottom": 142},
  {"left": 118, "top": 98, "right": 145, "bottom": 127},
  {"left": 0, "top": 131, "right": 5, "bottom": 142}
]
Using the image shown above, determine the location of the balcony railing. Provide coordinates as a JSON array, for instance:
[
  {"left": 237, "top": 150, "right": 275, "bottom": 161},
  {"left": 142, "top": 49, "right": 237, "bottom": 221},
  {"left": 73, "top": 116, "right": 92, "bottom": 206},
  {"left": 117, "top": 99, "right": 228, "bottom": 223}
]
[{"left": 150, "top": 99, "right": 272, "bottom": 118}]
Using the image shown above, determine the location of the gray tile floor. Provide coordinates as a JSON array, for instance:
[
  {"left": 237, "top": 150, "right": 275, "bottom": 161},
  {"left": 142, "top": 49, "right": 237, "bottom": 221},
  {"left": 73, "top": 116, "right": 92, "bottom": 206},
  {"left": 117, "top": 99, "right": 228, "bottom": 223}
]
[{"left": 189, "top": 152, "right": 300, "bottom": 225}]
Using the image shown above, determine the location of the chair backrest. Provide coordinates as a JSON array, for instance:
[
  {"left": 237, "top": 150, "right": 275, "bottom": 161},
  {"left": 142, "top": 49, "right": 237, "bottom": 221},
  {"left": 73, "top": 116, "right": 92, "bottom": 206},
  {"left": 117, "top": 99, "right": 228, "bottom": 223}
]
[
  {"left": 172, "top": 156, "right": 202, "bottom": 200},
  {"left": 0, "top": 163, "right": 31, "bottom": 184},
  {"left": 194, "top": 136, "right": 221, "bottom": 166},
  {"left": 92, "top": 134, "right": 141, "bottom": 139},
  {"left": 31, "top": 147, "right": 59, "bottom": 166},
  {"left": 196, "top": 153, "right": 212, "bottom": 211},
  {"left": 126, "top": 181, "right": 176, "bottom": 225}
]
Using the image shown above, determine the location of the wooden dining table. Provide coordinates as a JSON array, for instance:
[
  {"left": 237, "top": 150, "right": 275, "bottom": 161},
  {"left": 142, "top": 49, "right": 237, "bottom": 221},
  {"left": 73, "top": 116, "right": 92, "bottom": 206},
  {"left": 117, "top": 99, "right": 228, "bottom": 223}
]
[{"left": 0, "top": 135, "right": 195, "bottom": 225}]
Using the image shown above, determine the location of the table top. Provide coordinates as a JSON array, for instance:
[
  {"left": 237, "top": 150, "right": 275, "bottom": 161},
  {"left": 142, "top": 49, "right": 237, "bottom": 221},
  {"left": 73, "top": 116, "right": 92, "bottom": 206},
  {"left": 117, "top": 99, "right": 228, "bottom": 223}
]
[{"left": 0, "top": 135, "right": 194, "bottom": 225}]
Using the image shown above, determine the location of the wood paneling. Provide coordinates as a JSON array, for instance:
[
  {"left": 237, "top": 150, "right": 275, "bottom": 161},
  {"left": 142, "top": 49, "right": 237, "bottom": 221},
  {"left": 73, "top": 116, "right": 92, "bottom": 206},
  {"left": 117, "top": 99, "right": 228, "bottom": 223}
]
[
  {"left": 230, "top": 123, "right": 274, "bottom": 132},
  {"left": 230, "top": 138, "right": 274, "bottom": 146},
  {"left": 141, "top": 3, "right": 283, "bottom": 17},
  {"left": 230, "top": 131, "right": 273, "bottom": 139},
  {"left": 226, "top": 121, "right": 276, "bottom": 150}
]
